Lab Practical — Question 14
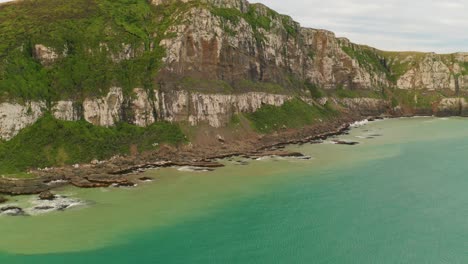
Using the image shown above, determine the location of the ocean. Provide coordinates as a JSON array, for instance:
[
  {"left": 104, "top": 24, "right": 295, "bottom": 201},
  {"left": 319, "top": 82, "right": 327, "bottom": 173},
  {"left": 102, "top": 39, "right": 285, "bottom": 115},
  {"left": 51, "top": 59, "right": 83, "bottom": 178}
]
[{"left": 1, "top": 117, "right": 467, "bottom": 263}]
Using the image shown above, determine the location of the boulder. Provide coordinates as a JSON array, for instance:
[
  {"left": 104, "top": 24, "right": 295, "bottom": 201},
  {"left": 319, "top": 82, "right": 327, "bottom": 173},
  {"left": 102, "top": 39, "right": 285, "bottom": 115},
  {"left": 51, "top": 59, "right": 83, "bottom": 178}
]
[
  {"left": 39, "top": 191, "right": 56, "bottom": 200},
  {"left": 333, "top": 140, "right": 359, "bottom": 145},
  {"left": 139, "top": 177, "right": 154, "bottom": 182},
  {"left": 0, "top": 206, "right": 27, "bottom": 216}
]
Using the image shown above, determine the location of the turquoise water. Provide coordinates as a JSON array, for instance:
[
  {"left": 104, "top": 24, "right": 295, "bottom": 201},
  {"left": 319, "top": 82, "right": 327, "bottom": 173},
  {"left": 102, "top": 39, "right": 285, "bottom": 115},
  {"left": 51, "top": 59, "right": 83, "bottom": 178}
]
[{"left": 1, "top": 117, "right": 468, "bottom": 263}]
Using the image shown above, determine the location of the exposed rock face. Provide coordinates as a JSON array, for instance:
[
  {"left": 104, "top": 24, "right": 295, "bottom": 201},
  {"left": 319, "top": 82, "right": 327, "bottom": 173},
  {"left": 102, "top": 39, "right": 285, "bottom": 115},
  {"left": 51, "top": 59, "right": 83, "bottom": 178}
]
[
  {"left": 39, "top": 191, "right": 56, "bottom": 200},
  {"left": 83, "top": 87, "right": 124, "bottom": 127},
  {"left": 0, "top": 102, "right": 45, "bottom": 140},
  {"left": 52, "top": 101, "right": 80, "bottom": 121},
  {"left": 3, "top": 86, "right": 468, "bottom": 140},
  {"left": 0, "top": 89, "right": 291, "bottom": 139},
  {"left": 130, "top": 88, "right": 156, "bottom": 127},
  {"left": 156, "top": 90, "right": 291, "bottom": 127},
  {"left": 80, "top": 89, "right": 290, "bottom": 128},
  {"left": 158, "top": 3, "right": 390, "bottom": 92},
  {"left": 395, "top": 53, "right": 467, "bottom": 91},
  {"left": 437, "top": 98, "right": 468, "bottom": 116},
  {"left": 0, "top": 177, "right": 50, "bottom": 195},
  {"left": 33, "top": 44, "right": 61, "bottom": 65}
]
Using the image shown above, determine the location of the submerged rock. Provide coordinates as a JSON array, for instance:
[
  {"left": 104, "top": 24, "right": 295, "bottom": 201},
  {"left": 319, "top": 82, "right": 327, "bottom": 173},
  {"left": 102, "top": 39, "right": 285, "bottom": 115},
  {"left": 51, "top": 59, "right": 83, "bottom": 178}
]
[
  {"left": 39, "top": 191, "right": 56, "bottom": 200},
  {"left": 233, "top": 160, "right": 249, "bottom": 166},
  {"left": 0, "top": 196, "right": 7, "bottom": 204},
  {"left": 0, "top": 206, "right": 27, "bottom": 216},
  {"left": 138, "top": 177, "right": 154, "bottom": 182},
  {"left": 34, "top": 206, "right": 55, "bottom": 211},
  {"left": 113, "top": 181, "right": 137, "bottom": 188},
  {"left": 333, "top": 140, "right": 360, "bottom": 145},
  {"left": 177, "top": 166, "right": 215, "bottom": 172},
  {"left": 29, "top": 195, "right": 86, "bottom": 215}
]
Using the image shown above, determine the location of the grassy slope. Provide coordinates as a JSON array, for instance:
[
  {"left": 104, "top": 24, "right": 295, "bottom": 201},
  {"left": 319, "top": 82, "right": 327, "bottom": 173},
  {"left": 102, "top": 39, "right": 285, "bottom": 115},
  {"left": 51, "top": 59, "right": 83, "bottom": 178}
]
[
  {"left": 246, "top": 98, "right": 338, "bottom": 133},
  {"left": 0, "top": 115, "right": 186, "bottom": 174},
  {"left": 0, "top": 0, "right": 197, "bottom": 175}
]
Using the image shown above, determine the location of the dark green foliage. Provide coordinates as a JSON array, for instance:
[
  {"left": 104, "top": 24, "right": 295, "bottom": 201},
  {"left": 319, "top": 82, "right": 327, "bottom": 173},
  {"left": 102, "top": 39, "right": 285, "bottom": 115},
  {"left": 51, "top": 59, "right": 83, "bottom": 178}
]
[
  {"left": 235, "top": 79, "right": 285, "bottom": 94},
  {"left": 305, "top": 81, "right": 324, "bottom": 98},
  {"left": 335, "top": 88, "right": 361, "bottom": 98},
  {"left": 334, "top": 87, "right": 384, "bottom": 99},
  {"left": 0, "top": 49, "right": 50, "bottom": 100},
  {"left": 180, "top": 77, "right": 234, "bottom": 93},
  {"left": 281, "top": 16, "right": 298, "bottom": 37},
  {"left": 341, "top": 45, "right": 392, "bottom": 81},
  {"left": 0, "top": 115, "right": 186, "bottom": 173},
  {"left": 391, "top": 89, "right": 444, "bottom": 108},
  {"left": 210, "top": 6, "right": 242, "bottom": 24},
  {"left": 461, "top": 62, "right": 468, "bottom": 75},
  {"left": 0, "top": 0, "right": 188, "bottom": 102},
  {"left": 244, "top": 5, "right": 272, "bottom": 31},
  {"left": 211, "top": 4, "right": 277, "bottom": 44},
  {"left": 246, "top": 98, "right": 337, "bottom": 133}
]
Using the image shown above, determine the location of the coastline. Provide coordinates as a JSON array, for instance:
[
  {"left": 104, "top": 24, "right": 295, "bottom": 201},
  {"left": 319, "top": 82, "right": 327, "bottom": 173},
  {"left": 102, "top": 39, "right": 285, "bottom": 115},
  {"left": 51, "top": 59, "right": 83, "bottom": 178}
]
[{"left": 0, "top": 113, "right": 381, "bottom": 196}]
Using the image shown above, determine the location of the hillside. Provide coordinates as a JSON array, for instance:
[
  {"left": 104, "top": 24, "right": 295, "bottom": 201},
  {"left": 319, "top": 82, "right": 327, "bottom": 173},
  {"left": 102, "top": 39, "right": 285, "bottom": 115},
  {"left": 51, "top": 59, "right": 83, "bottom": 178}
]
[{"left": 0, "top": 0, "right": 468, "bottom": 173}]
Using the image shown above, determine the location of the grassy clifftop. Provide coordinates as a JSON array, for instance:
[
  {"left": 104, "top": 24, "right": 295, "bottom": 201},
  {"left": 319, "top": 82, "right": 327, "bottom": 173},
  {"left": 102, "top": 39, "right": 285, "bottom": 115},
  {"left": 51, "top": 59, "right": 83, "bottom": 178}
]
[{"left": 0, "top": 0, "right": 194, "bottom": 102}]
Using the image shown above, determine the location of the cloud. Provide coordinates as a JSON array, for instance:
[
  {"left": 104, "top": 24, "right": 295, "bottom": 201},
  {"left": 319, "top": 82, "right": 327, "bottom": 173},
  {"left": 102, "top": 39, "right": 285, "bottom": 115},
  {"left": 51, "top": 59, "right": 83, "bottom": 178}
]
[{"left": 254, "top": 0, "right": 468, "bottom": 53}]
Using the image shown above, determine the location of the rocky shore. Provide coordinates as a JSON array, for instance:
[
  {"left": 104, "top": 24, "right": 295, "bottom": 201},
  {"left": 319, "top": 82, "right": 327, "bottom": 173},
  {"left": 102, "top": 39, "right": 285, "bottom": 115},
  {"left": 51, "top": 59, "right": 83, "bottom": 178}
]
[
  {"left": 0, "top": 113, "right": 376, "bottom": 196},
  {"left": 0, "top": 192, "right": 87, "bottom": 216}
]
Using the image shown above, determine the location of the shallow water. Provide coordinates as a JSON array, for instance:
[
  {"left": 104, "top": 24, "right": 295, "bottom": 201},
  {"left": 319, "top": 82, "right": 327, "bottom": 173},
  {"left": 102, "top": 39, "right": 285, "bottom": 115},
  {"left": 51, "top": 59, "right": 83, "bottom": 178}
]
[{"left": 1, "top": 117, "right": 468, "bottom": 263}]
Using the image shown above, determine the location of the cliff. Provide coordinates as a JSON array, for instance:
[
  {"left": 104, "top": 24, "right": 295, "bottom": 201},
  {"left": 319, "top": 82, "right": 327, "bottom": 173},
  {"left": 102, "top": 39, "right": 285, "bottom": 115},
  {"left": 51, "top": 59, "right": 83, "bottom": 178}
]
[{"left": 0, "top": 0, "right": 467, "bottom": 171}]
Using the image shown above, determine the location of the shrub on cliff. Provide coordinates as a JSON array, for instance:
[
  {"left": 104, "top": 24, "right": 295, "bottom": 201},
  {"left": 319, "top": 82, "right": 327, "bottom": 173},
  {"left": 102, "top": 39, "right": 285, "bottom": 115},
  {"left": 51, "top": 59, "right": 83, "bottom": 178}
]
[
  {"left": 0, "top": 115, "right": 186, "bottom": 173},
  {"left": 246, "top": 98, "right": 338, "bottom": 133}
]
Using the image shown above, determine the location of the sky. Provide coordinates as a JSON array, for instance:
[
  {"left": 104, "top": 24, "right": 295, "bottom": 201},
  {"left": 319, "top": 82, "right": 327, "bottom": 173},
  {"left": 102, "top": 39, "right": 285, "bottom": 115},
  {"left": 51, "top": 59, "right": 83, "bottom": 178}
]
[
  {"left": 0, "top": 0, "right": 466, "bottom": 53},
  {"left": 256, "top": 0, "right": 467, "bottom": 53}
]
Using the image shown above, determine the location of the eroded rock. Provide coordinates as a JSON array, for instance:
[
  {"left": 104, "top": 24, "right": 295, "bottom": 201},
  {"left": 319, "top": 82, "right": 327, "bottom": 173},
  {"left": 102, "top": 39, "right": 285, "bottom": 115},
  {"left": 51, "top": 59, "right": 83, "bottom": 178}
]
[{"left": 39, "top": 191, "right": 56, "bottom": 201}]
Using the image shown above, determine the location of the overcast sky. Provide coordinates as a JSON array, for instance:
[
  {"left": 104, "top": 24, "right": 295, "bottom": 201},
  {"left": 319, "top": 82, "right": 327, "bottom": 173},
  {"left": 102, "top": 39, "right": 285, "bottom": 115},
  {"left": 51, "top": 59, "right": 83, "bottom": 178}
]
[
  {"left": 0, "top": 0, "right": 466, "bottom": 53},
  {"left": 256, "top": 0, "right": 467, "bottom": 53}
]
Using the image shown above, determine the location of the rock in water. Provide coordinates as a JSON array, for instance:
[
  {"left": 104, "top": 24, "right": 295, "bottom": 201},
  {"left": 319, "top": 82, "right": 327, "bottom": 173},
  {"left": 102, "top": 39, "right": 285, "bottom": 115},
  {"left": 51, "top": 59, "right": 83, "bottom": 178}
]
[
  {"left": 139, "top": 177, "right": 154, "bottom": 182},
  {"left": 0, "top": 206, "right": 27, "bottom": 216},
  {"left": 332, "top": 140, "right": 360, "bottom": 145},
  {"left": 39, "top": 191, "right": 56, "bottom": 200},
  {"left": 0, "top": 196, "right": 7, "bottom": 204}
]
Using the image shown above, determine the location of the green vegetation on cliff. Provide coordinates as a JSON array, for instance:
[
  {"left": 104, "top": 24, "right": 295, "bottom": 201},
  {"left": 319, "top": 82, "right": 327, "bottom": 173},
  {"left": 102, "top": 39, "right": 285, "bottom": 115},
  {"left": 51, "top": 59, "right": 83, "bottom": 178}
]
[
  {"left": 0, "top": 115, "right": 186, "bottom": 173},
  {"left": 0, "top": 0, "right": 198, "bottom": 102},
  {"left": 341, "top": 45, "right": 390, "bottom": 79},
  {"left": 246, "top": 98, "right": 337, "bottom": 133},
  {"left": 211, "top": 3, "right": 298, "bottom": 43}
]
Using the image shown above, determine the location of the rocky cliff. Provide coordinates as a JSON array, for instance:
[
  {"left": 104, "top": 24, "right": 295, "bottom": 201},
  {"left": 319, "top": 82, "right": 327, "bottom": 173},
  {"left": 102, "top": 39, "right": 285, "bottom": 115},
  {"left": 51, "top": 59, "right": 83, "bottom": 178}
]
[
  {"left": 0, "top": 89, "right": 292, "bottom": 139},
  {"left": 157, "top": 0, "right": 391, "bottom": 92},
  {"left": 0, "top": 0, "right": 468, "bottom": 142}
]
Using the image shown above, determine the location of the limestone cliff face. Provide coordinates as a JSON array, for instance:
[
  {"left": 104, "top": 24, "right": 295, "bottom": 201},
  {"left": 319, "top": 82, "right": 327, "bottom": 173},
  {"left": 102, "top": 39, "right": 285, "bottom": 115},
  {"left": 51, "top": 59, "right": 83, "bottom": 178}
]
[
  {"left": 0, "top": 89, "right": 291, "bottom": 140},
  {"left": 394, "top": 53, "right": 468, "bottom": 91},
  {"left": 83, "top": 87, "right": 124, "bottom": 127},
  {"left": 155, "top": 90, "right": 291, "bottom": 127},
  {"left": 157, "top": 1, "right": 390, "bottom": 92},
  {"left": 0, "top": 102, "right": 45, "bottom": 140},
  {"left": 437, "top": 98, "right": 468, "bottom": 116},
  {"left": 153, "top": 0, "right": 468, "bottom": 92}
]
